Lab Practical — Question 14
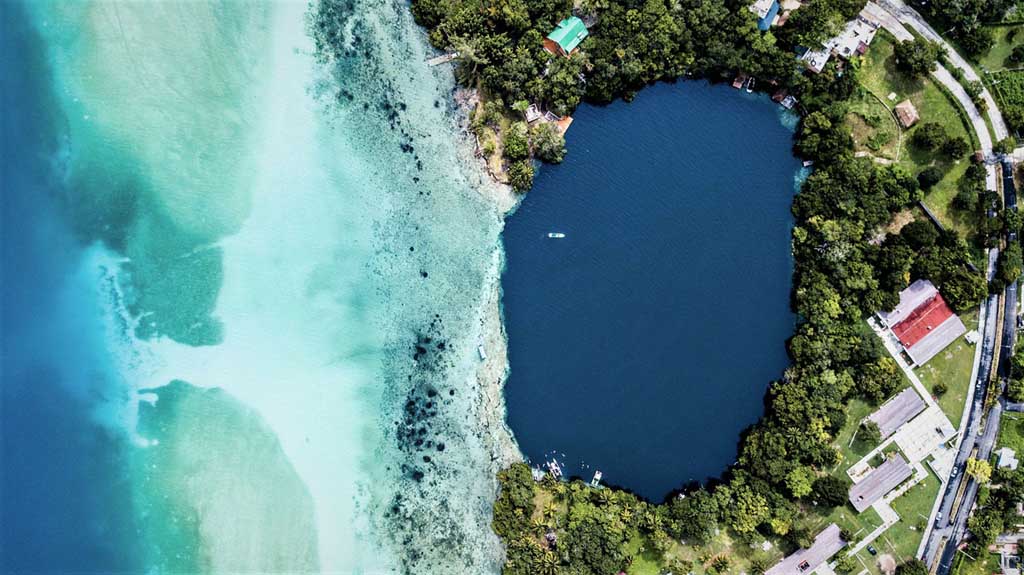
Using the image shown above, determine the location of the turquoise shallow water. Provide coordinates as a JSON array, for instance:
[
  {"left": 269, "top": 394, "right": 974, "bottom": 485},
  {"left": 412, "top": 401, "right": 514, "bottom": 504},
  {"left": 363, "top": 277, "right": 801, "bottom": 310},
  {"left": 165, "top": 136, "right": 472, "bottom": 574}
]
[{"left": 5, "top": 0, "right": 511, "bottom": 572}]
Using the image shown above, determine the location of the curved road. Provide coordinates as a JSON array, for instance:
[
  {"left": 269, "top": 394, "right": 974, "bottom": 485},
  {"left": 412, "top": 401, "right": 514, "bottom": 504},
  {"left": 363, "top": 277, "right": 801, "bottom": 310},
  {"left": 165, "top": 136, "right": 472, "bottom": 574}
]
[
  {"left": 864, "top": 0, "right": 1007, "bottom": 190},
  {"left": 873, "top": 0, "right": 1008, "bottom": 142}
]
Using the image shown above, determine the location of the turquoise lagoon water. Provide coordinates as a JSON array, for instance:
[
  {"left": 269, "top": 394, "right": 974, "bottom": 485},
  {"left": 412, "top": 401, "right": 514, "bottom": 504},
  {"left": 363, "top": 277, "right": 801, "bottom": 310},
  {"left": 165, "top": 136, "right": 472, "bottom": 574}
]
[{"left": 4, "top": 1, "right": 510, "bottom": 572}]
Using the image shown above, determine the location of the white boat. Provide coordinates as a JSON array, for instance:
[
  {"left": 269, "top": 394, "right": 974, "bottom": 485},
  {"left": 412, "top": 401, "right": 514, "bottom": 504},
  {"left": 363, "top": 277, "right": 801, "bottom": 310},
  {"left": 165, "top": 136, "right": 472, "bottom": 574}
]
[
  {"left": 746, "top": 77, "right": 755, "bottom": 93},
  {"left": 477, "top": 345, "right": 488, "bottom": 361},
  {"left": 547, "top": 232, "right": 565, "bottom": 238}
]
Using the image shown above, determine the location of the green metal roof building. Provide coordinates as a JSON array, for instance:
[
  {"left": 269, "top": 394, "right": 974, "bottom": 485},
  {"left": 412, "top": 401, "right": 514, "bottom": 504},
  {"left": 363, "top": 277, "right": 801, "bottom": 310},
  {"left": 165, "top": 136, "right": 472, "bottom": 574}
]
[{"left": 544, "top": 17, "right": 589, "bottom": 57}]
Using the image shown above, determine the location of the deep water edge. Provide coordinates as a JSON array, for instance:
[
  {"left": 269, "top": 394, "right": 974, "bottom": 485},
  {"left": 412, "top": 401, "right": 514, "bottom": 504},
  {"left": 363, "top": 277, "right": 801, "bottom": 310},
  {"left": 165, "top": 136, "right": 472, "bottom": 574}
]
[{"left": 502, "top": 81, "right": 803, "bottom": 501}]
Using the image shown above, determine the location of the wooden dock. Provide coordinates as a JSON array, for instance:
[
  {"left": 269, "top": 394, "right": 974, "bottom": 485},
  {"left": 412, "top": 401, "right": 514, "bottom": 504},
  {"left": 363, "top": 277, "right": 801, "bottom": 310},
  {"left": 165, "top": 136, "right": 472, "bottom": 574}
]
[{"left": 426, "top": 52, "right": 458, "bottom": 66}]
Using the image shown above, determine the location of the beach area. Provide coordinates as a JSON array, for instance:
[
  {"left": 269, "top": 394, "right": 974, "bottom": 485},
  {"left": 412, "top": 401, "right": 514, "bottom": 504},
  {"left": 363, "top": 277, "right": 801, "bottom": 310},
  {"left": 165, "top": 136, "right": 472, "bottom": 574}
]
[{"left": 3, "top": 0, "right": 524, "bottom": 572}]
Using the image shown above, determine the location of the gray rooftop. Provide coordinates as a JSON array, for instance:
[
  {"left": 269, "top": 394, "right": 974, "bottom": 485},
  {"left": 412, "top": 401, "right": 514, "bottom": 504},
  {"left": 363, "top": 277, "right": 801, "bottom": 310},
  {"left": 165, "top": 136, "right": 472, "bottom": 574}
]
[
  {"left": 905, "top": 314, "right": 967, "bottom": 366},
  {"left": 849, "top": 454, "right": 913, "bottom": 513},
  {"left": 878, "top": 279, "right": 937, "bottom": 328},
  {"left": 765, "top": 523, "right": 845, "bottom": 575},
  {"left": 868, "top": 388, "right": 926, "bottom": 439}
]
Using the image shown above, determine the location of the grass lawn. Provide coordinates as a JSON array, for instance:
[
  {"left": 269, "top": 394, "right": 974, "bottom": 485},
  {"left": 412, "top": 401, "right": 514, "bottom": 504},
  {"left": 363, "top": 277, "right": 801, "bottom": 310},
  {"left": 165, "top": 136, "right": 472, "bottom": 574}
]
[
  {"left": 978, "top": 25, "right": 1024, "bottom": 72},
  {"left": 832, "top": 396, "right": 887, "bottom": 475},
  {"left": 848, "top": 91, "right": 901, "bottom": 161},
  {"left": 652, "top": 529, "right": 780, "bottom": 575},
  {"left": 855, "top": 30, "right": 977, "bottom": 238},
  {"left": 888, "top": 469, "right": 941, "bottom": 554},
  {"left": 998, "top": 412, "right": 1024, "bottom": 453},
  {"left": 953, "top": 550, "right": 1002, "bottom": 575},
  {"left": 625, "top": 534, "right": 663, "bottom": 575},
  {"left": 916, "top": 308, "right": 980, "bottom": 429}
]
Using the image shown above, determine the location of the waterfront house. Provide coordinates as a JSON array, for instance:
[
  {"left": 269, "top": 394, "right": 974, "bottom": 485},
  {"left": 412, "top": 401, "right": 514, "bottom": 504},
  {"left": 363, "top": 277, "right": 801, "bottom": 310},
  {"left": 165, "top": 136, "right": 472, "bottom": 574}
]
[
  {"left": 524, "top": 104, "right": 544, "bottom": 124},
  {"left": 749, "top": 0, "right": 781, "bottom": 31},
  {"left": 544, "top": 17, "right": 589, "bottom": 58},
  {"left": 894, "top": 99, "right": 920, "bottom": 128},
  {"left": 801, "top": 11, "right": 880, "bottom": 73}
]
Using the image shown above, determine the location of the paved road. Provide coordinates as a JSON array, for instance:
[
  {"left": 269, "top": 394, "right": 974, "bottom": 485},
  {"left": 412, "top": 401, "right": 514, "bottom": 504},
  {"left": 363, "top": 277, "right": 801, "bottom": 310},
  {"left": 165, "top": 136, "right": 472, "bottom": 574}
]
[
  {"left": 935, "top": 401, "right": 1003, "bottom": 574},
  {"left": 931, "top": 160, "right": 1019, "bottom": 574},
  {"left": 922, "top": 288, "right": 997, "bottom": 565}
]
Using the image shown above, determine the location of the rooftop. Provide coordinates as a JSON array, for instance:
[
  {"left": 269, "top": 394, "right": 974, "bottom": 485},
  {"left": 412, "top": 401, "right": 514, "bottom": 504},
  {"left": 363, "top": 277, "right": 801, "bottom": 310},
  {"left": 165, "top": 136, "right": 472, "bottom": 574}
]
[
  {"left": 878, "top": 279, "right": 966, "bottom": 366},
  {"left": 546, "top": 17, "right": 589, "bottom": 55},
  {"left": 999, "top": 447, "right": 1020, "bottom": 470},
  {"left": 801, "top": 12, "right": 880, "bottom": 73},
  {"left": 878, "top": 279, "right": 938, "bottom": 328},
  {"left": 868, "top": 388, "right": 926, "bottom": 439},
  {"left": 904, "top": 313, "right": 967, "bottom": 366},
  {"left": 749, "top": 0, "right": 778, "bottom": 19},
  {"left": 891, "top": 293, "right": 956, "bottom": 349},
  {"left": 894, "top": 99, "right": 920, "bottom": 128},
  {"left": 765, "top": 523, "right": 845, "bottom": 575},
  {"left": 849, "top": 454, "right": 913, "bottom": 513}
]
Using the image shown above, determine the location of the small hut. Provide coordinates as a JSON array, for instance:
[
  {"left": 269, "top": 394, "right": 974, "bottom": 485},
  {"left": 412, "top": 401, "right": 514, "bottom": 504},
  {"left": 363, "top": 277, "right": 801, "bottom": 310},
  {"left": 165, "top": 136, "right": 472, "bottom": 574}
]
[{"left": 894, "top": 99, "right": 919, "bottom": 128}]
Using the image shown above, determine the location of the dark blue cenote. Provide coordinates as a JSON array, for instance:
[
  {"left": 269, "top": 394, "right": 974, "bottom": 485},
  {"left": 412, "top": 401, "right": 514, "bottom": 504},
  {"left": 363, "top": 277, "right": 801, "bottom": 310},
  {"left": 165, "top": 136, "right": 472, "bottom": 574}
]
[{"left": 502, "top": 81, "right": 803, "bottom": 501}]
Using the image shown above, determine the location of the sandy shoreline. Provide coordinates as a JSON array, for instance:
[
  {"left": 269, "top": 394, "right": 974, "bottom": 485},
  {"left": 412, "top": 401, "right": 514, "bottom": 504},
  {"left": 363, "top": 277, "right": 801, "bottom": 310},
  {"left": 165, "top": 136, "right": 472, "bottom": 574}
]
[{"left": 449, "top": 80, "right": 524, "bottom": 469}]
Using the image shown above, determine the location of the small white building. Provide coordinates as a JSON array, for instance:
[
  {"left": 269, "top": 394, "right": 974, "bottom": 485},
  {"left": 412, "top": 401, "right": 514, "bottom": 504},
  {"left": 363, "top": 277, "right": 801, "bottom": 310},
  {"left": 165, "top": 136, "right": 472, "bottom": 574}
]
[{"left": 999, "top": 447, "right": 1020, "bottom": 471}]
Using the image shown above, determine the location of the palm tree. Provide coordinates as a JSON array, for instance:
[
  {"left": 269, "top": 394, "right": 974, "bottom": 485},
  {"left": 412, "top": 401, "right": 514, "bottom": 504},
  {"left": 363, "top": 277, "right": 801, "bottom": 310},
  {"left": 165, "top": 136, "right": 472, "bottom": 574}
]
[
  {"left": 552, "top": 482, "right": 567, "bottom": 501},
  {"left": 536, "top": 552, "right": 559, "bottom": 575},
  {"left": 543, "top": 501, "right": 558, "bottom": 521},
  {"left": 451, "top": 36, "right": 489, "bottom": 85}
]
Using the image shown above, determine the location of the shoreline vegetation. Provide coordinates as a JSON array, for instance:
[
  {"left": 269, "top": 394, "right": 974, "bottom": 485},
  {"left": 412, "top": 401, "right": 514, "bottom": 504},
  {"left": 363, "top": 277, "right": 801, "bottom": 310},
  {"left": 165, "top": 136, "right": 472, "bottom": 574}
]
[{"left": 406, "top": 0, "right": 1024, "bottom": 573}]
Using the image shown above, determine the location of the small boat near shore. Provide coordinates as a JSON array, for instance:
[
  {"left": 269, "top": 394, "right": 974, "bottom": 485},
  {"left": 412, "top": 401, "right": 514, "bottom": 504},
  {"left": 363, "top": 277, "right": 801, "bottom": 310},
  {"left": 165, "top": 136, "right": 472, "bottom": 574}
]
[{"left": 547, "top": 232, "right": 565, "bottom": 238}]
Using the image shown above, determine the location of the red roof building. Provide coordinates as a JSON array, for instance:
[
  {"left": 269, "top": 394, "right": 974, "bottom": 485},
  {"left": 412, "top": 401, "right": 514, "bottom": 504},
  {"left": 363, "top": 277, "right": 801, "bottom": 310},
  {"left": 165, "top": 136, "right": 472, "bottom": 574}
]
[{"left": 878, "top": 280, "right": 967, "bottom": 366}]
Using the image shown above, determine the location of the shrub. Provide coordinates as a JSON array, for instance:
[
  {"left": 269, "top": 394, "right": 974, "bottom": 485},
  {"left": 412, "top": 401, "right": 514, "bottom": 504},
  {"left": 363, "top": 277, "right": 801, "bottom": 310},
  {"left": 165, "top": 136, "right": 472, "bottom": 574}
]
[
  {"left": 503, "top": 122, "right": 529, "bottom": 161},
  {"left": 507, "top": 159, "right": 534, "bottom": 192},
  {"left": 917, "top": 166, "right": 944, "bottom": 190},
  {"left": 1012, "top": 45, "right": 1024, "bottom": 64},
  {"left": 531, "top": 123, "right": 566, "bottom": 164},
  {"left": 894, "top": 38, "right": 940, "bottom": 78},
  {"left": 912, "top": 122, "right": 948, "bottom": 150},
  {"left": 942, "top": 136, "right": 970, "bottom": 159}
]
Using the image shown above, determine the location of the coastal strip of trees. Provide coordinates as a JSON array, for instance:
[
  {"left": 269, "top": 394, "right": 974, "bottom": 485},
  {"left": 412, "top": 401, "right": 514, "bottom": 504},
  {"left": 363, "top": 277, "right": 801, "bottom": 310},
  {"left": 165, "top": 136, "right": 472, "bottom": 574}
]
[{"left": 400, "top": 0, "right": 997, "bottom": 573}]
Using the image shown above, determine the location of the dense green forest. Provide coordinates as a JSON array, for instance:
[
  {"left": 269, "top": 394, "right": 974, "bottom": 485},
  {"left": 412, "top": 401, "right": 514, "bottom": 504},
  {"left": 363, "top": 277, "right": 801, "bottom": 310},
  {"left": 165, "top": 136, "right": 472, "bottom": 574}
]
[
  {"left": 402, "top": 0, "right": 998, "bottom": 573},
  {"left": 918, "top": 0, "right": 1015, "bottom": 58}
]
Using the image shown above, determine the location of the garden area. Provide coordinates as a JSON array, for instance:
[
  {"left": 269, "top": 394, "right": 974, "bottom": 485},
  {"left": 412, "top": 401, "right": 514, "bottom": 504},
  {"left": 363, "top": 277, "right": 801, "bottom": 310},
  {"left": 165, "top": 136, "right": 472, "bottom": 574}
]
[
  {"left": 976, "top": 25, "right": 1024, "bottom": 72},
  {"left": 916, "top": 308, "right": 981, "bottom": 429},
  {"left": 989, "top": 67, "right": 1024, "bottom": 137},
  {"left": 854, "top": 31, "right": 979, "bottom": 238}
]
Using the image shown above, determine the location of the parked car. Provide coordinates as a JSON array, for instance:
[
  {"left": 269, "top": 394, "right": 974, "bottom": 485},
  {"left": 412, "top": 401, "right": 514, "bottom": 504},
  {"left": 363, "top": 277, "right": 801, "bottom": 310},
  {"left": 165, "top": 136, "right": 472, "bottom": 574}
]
[{"left": 867, "top": 545, "right": 878, "bottom": 556}]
